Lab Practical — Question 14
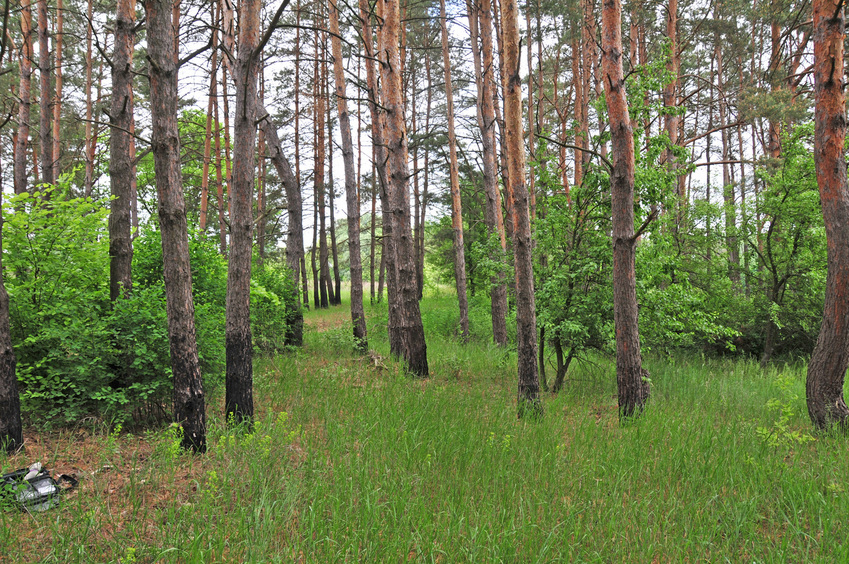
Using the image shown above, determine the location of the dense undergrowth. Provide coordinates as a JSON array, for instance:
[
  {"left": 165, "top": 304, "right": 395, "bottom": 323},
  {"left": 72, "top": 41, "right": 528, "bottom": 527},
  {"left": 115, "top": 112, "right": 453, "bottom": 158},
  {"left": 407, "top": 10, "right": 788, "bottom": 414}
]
[{"left": 2, "top": 293, "right": 848, "bottom": 562}]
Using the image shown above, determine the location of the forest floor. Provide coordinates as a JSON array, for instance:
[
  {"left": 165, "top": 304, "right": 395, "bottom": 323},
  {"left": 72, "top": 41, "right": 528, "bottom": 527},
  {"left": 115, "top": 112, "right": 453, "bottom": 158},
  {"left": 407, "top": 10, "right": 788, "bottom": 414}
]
[{"left": 2, "top": 293, "right": 849, "bottom": 562}]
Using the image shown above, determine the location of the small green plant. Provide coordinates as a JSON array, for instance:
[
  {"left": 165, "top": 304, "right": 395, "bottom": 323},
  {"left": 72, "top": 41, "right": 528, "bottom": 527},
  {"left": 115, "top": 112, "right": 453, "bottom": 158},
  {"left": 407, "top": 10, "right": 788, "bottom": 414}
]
[{"left": 756, "top": 374, "right": 815, "bottom": 449}]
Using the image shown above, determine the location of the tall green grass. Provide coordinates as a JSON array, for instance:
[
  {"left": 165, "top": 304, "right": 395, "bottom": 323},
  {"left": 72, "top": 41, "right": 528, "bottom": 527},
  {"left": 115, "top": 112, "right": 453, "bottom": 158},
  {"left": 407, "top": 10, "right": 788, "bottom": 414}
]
[{"left": 2, "top": 296, "right": 848, "bottom": 562}]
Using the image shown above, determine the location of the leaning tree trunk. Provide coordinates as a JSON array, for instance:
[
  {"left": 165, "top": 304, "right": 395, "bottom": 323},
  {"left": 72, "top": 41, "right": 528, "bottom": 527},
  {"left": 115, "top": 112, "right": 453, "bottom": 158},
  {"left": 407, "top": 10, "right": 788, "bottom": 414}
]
[
  {"left": 379, "top": 0, "right": 428, "bottom": 376},
  {"left": 0, "top": 186, "right": 21, "bottom": 453},
  {"left": 224, "top": 0, "right": 260, "bottom": 425},
  {"left": 258, "top": 106, "right": 305, "bottom": 347},
  {"left": 330, "top": 0, "right": 367, "bottom": 350},
  {"left": 500, "top": 0, "right": 541, "bottom": 417},
  {"left": 440, "top": 0, "right": 470, "bottom": 341},
  {"left": 806, "top": 0, "right": 849, "bottom": 430},
  {"left": 145, "top": 0, "right": 206, "bottom": 452},
  {"left": 602, "top": 0, "right": 650, "bottom": 419},
  {"left": 109, "top": 0, "right": 135, "bottom": 302},
  {"left": 14, "top": 0, "right": 32, "bottom": 195}
]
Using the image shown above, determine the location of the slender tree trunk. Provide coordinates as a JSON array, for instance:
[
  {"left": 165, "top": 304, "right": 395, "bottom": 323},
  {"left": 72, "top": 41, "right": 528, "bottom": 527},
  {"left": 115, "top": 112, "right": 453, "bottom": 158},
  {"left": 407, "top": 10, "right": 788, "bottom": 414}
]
[
  {"left": 214, "top": 65, "right": 227, "bottom": 255},
  {"left": 295, "top": 0, "right": 309, "bottom": 310},
  {"left": 664, "top": 0, "right": 684, "bottom": 223},
  {"left": 109, "top": 0, "right": 135, "bottom": 302},
  {"left": 602, "top": 0, "right": 650, "bottom": 419},
  {"left": 572, "top": 29, "right": 584, "bottom": 187},
  {"left": 471, "top": 0, "right": 508, "bottom": 345},
  {"left": 327, "top": 75, "right": 341, "bottom": 306},
  {"left": 257, "top": 69, "right": 266, "bottom": 263},
  {"left": 83, "top": 0, "right": 94, "bottom": 196},
  {"left": 200, "top": 2, "right": 218, "bottom": 233},
  {"left": 258, "top": 105, "right": 304, "bottom": 346},
  {"left": 51, "top": 0, "right": 62, "bottom": 181},
  {"left": 501, "top": 0, "right": 541, "bottom": 416},
  {"left": 145, "top": 0, "right": 206, "bottom": 452},
  {"left": 380, "top": 0, "right": 428, "bottom": 376},
  {"left": 15, "top": 0, "right": 32, "bottom": 195},
  {"left": 440, "top": 0, "right": 469, "bottom": 341},
  {"left": 716, "top": 33, "right": 739, "bottom": 281},
  {"left": 224, "top": 0, "right": 260, "bottom": 425},
  {"left": 0, "top": 184, "right": 21, "bottom": 453},
  {"left": 330, "top": 0, "right": 367, "bottom": 348},
  {"left": 806, "top": 0, "right": 849, "bottom": 430},
  {"left": 37, "top": 0, "right": 52, "bottom": 187},
  {"left": 222, "top": 64, "right": 233, "bottom": 241}
]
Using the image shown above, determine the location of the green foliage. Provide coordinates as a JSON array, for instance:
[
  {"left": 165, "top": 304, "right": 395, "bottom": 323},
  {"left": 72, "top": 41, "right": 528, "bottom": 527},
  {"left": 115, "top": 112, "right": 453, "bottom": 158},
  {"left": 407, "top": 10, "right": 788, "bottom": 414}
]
[{"left": 251, "top": 259, "right": 294, "bottom": 353}]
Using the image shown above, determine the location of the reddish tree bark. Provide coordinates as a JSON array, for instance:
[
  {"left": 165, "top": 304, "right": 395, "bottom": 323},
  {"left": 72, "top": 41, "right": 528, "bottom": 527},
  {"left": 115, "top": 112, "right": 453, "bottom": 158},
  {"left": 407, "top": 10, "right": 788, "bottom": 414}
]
[
  {"left": 145, "top": 0, "right": 206, "bottom": 452},
  {"left": 330, "top": 0, "right": 367, "bottom": 349},
  {"left": 602, "top": 0, "right": 650, "bottom": 418},
  {"left": 83, "top": 0, "right": 94, "bottom": 196},
  {"left": 469, "top": 0, "right": 508, "bottom": 346},
  {"left": 806, "top": 0, "right": 849, "bottom": 430},
  {"left": 52, "top": 0, "right": 63, "bottom": 181},
  {"left": 14, "top": 0, "right": 32, "bottom": 195},
  {"left": 225, "top": 0, "right": 261, "bottom": 425},
  {"left": 37, "top": 0, "right": 52, "bottom": 186},
  {"left": 440, "top": 0, "right": 469, "bottom": 341},
  {"left": 501, "top": 0, "right": 541, "bottom": 416},
  {"left": 109, "top": 0, "right": 135, "bottom": 302},
  {"left": 379, "top": 0, "right": 428, "bottom": 376}
]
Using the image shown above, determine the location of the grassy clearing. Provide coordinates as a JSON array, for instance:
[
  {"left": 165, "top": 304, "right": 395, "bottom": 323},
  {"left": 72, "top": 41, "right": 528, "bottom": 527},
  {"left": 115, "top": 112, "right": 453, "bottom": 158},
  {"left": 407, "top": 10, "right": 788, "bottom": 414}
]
[{"left": 2, "top": 294, "right": 849, "bottom": 562}]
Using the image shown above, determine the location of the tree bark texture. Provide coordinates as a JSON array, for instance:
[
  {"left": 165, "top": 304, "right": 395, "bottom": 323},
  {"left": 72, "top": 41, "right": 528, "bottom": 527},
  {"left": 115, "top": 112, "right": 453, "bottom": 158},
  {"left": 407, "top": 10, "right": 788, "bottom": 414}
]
[
  {"left": 37, "top": 0, "right": 52, "bottom": 186},
  {"left": 602, "top": 0, "right": 650, "bottom": 419},
  {"left": 0, "top": 187, "right": 21, "bottom": 453},
  {"left": 330, "top": 0, "right": 367, "bottom": 350},
  {"left": 379, "top": 0, "right": 428, "bottom": 376},
  {"left": 440, "top": 0, "right": 470, "bottom": 341},
  {"left": 806, "top": 0, "right": 849, "bottom": 430},
  {"left": 225, "top": 0, "right": 260, "bottom": 425},
  {"left": 500, "top": 0, "right": 541, "bottom": 416},
  {"left": 109, "top": 0, "right": 135, "bottom": 302},
  {"left": 470, "top": 0, "right": 508, "bottom": 345},
  {"left": 258, "top": 105, "right": 305, "bottom": 347},
  {"left": 83, "top": 0, "right": 94, "bottom": 195},
  {"left": 15, "top": 0, "right": 32, "bottom": 195},
  {"left": 145, "top": 0, "right": 206, "bottom": 452},
  {"left": 52, "top": 0, "right": 63, "bottom": 181}
]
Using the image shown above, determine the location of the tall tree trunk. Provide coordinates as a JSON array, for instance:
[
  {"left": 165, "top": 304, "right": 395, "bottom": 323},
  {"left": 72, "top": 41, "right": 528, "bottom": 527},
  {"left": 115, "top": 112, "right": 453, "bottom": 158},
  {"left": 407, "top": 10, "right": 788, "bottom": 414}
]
[
  {"left": 214, "top": 64, "right": 227, "bottom": 254},
  {"left": 501, "top": 0, "right": 541, "bottom": 416},
  {"left": 224, "top": 0, "right": 260, "bottom": 425},
  {"left": 199, "top": 1, "right": 218, "bottom": 233},
  {"left": 663, "top": 0, "right": 684, "bottom": 223},
  {"left": 83, "top": 0, "right": 94, "bottom": 196},
  {"left": 315, "top": 30, "right": 330, "bottom": 309},
  {"left": 51, "top": 0, "right": 62, "bottom": 181},
  {"left": 15, "top": 0, "right": 32, "bottom": 195},
  {"left": 471, "top": 0, "right": 508, "bottom": 345},
  {"left": 330, "top": 0, "right": 367, "bottom": 348},
  {"left": 572, "top": 29, "right": 584, "bottom": 187},
  {"left": 806, "top": 0, "right": 849, "bottom": 430},
  {"left": 602, "top": 0, "right": 650, "bottom": 419},
  {"left": 257, "top": 68, "right": 266, "bottom": 263},
  {"left": 440, "top": 0, "right": 470, "bottom": 341},
  {"left": 37, "top": 0, "right": 52, "bottom": 186},
  {"left": 327, "top": 74, "right": 341, "bottom": 306},
  {"left": 109, "top": 0, "right": 135, "bottom": 302},
  {"left": 379, "top": 0, "right": 428, "bottom": 376},
  {"left": 295, "top": 0, "right": 309, "bottom": 310},
  {"left": 0, "top": 185, "right": 21, "bottom": 453},
  {"left": 258, "top": 105, "right": 305, "bottom": 347},
  {"left": 716, "top": 31, "right": 739, "bottom": 282},
  {"left": 145, "top": 0, "right": 206, "bottom": 452},
  {"left": 222, "top": 64, "right": 233, "bottom": 246}
]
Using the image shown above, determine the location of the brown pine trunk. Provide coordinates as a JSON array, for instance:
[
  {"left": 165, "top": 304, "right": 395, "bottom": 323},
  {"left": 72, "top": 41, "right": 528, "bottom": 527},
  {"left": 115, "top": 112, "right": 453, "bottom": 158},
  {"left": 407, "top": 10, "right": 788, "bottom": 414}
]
[
  {"left": 572, "top": 30, "right": 584, "bottom": 187},
  {"left": 602, "top": 0, "right": 649, "bottom": 419},
  {"left": 501, "top": 0, "right": 541, "bottom": 416},
  {"left": 0, "top": 185, "right": 21, "bottom": 453},
  {"left": 199, "top": 1, "right": 218, "bottom": 233},
  {"left": 37, "top": 0, "right": 52, "bottom": 186},
  {"left": 716, "top": 34, "right": 739, "bottom": 281},
  {"left": 257, "top": 71, "right": 266, "bottom": 263},
  {"left": 52, "top": 0, "right": 62, "bottom": 181},
  {"left": 15, "top": 0, "right": 32, "bottom": 195},
  {"left": 469, "top": 0, "right": 508, "bottom": 345},
  {"left": 222, "top": 64, "right": 233, "bottom": 238},
  {"left": 663, "top": 0, "right": 684, "bottom": 222},
  {"left": 380, "top": 0, "right": 428, "bottom": 376},
  {"left": 327, "top": 75, "right": 341, "bottom": 306},
  {"left": 83, "top": 0, "right": 94, "bottom": 196},
  {"left": 330, "top": 0, "right": 367, "bottom": 349},
  {"left": 295, "top": 0, "right": 308, "bottom": 310},
  {"left": 213, "top": 66, "right": 227, "bottom": 255},
  {"left": 768, "top": 14, "right": 781, "bottom": 161},
  {"left": 440, "top": 0, "right": 469, "bottom": 341},
  {"left": 258, "top": 105, "right": 304, "bottom": 346},
  {"left": 109, "top": 0, "right": 135, "bottom": 302},
  {"left": 145, "top": 0, "right": 206, "bottom": 452},
  {"left": 806, "top": 0, "right": 849, "bottom": 430},
  {"left": 224, "top": 0, "right": 260, "bottom": 425}
]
